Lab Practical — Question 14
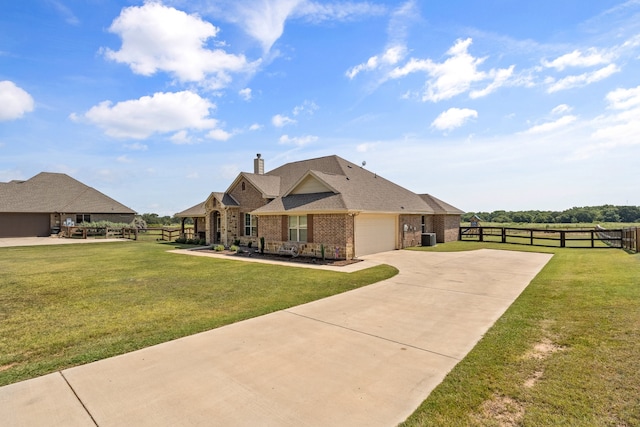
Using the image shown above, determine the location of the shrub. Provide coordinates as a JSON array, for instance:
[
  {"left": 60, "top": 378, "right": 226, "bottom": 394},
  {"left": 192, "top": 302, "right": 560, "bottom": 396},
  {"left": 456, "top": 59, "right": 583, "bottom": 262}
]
[
  {"left": 213, "top": 244, "right": 225, "bottom": 251},
  {"left": 233, "top": 239, "right": 241, "bottom": 246},
  {"left": 175, "top": 236, "right": 187, "bottom": 244},
  {"left": 230, "top": 245, "right": 239, "bottom": 252},
  {"left": 186, "top": 238, "right": 195, "bottom": 245},
  {"left": 247, "top": 241, "right": 252, "bottom": 248},
  {"left": 260, "top": 236, "right": 265, "bottom": 254},
  {"left": 198, "top": 239, "right": 206, "bottom": 246}
]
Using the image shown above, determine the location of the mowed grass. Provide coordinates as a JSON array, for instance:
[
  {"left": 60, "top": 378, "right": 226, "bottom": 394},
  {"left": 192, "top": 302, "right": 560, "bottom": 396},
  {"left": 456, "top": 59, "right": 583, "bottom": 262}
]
[
  {"left": 0, "top": 241, "right": 397, "bottom": 386},
  {"left": 403, "top": 242, "right": 640, "bottom": 426}
]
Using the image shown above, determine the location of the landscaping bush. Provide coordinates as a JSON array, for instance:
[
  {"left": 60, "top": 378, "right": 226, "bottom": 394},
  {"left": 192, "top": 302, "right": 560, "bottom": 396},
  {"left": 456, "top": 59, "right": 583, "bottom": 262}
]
[
  {"left": 213, "top": 244, "right": 225, "bottom": 251},
  {"left": 230, "top": 245, "right": 239, "bottom": 252},
  {"left": 198, "top": 239, "right": 206, "bottom": 246},
  {"left": 175, "top": 236, "right": 187, "bottom": 244}
]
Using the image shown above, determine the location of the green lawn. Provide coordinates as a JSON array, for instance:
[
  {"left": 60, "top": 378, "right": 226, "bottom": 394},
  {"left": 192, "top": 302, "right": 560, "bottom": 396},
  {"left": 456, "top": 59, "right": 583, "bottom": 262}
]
[
  {"left": 0, "top": 241, "right": 397, "bottom": 386},
  {"left": 403, "top": 242, "right": 640, "bottom": 426}
]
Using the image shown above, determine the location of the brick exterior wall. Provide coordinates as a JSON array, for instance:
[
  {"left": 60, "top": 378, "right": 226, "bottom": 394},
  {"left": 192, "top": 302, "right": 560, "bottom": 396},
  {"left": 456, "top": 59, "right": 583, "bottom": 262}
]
[
  {"left": 434, "top": 214, "right": 461, "bottom": 243},
  {"left": 257, "top": 213, "right": 354, "bottom": 260},
  {"left": 399, "top": 214, "right": 422, "bottom": 248}
]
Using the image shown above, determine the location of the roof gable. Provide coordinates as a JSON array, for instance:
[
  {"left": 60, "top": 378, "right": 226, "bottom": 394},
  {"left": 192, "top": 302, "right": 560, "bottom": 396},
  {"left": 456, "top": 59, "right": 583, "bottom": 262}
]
[
  {"left": 226, "top": 173, "right": 280, "bottom": 198},
  {"left": 285, "top": 171, "right": 338, "bottom": 196}
]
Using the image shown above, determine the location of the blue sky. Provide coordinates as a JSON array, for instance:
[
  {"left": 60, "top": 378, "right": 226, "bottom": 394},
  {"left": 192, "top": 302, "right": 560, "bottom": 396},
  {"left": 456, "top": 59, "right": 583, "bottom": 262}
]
[{"left": 2, "top": 0, "right": 639, "bottom": 215}]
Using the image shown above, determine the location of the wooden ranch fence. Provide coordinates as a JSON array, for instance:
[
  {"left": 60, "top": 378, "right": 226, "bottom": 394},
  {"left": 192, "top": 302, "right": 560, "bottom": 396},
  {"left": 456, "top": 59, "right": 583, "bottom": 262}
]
[
  {"left": 60, "top": 226, "right": 139, "bottom": 240},
  {"left": 459, "top": 226, "right": 637, "bottom": 251}
]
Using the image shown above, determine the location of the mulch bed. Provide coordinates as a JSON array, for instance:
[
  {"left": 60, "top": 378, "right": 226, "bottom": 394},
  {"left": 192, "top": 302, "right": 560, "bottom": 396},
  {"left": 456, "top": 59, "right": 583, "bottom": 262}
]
[{"left": 196, "top": 248, "right": 362, "bottom": 267}]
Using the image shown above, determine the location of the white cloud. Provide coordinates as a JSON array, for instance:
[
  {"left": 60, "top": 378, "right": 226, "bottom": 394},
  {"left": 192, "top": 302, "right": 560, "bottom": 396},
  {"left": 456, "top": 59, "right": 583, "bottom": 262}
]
[
  {"left": 207, "top": 128, "right": 232, "bottom": 141},
  {"left": 124, "top": 142, "right": 148, "bottom": 151},
  {"left": 117, "top": 155, "right": 133, "bottom": 163},
  {"left": 590, "top": 84, "right": 640, "bottom": 144},
  {"left": 605, "top": 85, "right": 640, "bottom": 110},
  {"left": 388, "top": 38, "right": 514, "bottom": 102},
  {"left": 239, "top": 88, "right": 252, "bottom": 101},
  {"left": 81, "top": 91, "right": 220, "bottom": 139},
  {"left": 48, "top": 0, "right": 80, "bottom": 25},
  {"left": 272, "top": 114, "right": 296, "bottom": 127},
  {"left": 551, "top": 104, "right": 573, "bottom": 115},
  {"left": 346, "top": 45, "right": 407, "bottom": 79},
  {"left": 223, "top": 0, "right": 385, "bottom": 52},
  {"left": 249, "top": 123, "right": 262, "bottom": 131},
  {"left": 103, "top": 3, "right": 257, "bottom": 88},
  {"left": 0, "top": 81, "right": 35, "bottom": 121},
  {"left": 542, "top": 48, "right": 614, "bottom": 70},
  {"left": 227, "top": 0, "right": 301, "bottom": 52},
  {"left": 469, "top": 65, "right": 515, "bottom": 99},
  {"left": 294, "top": 1, "right": 386, "bottom": 23},
  {"left": 292, "top": 100, "right": 319, "bottom": 116},
  {"left": 345, "top": 1, "right": 416, "bottom": 80},
  {"left": 523, "top": 115, "right": 577, "bottom": 134},
  {"left": 279, "top": 134, "right": 318, "bottom": 146},
  {"left": 431, "top": 108, "right": 478, "bottom": 131},
  {"left": 547, "top": 63, "right": 620, "bottom": 93},
  {"left": 356, "top": 142, "right": 379, "bottom": 152},
  {"left": 170, "top": 130, "right": 193, "bottom": 144}
]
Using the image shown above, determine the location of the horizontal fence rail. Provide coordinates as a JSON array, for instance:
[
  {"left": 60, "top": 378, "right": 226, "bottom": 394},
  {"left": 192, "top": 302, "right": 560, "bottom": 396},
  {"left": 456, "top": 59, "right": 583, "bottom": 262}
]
[
  {"left": 60, "top": 226, "right": 139, "bottom": 240},
  {"left": 459, "top": 226, "right": 636, "bottom": 250}
]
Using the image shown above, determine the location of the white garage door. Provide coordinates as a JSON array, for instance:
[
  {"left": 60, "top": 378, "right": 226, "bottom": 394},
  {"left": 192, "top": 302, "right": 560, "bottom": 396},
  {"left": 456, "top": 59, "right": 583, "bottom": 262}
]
[{"left": 355, "top": 214, "right": 397, "bottom": 257}]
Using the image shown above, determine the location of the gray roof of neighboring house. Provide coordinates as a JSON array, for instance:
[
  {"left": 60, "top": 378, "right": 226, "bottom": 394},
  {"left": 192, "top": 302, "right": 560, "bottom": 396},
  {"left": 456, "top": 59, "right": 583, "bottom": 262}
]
[{"left": 0, "top": 172, "right": 136, "bottom": 214}]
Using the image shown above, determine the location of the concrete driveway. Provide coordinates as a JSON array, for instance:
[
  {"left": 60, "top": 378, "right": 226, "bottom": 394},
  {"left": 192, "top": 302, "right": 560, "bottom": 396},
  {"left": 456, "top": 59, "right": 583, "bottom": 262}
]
[
  {"left": 0, "top": 249, "right": 552, "bottom": 426},
  {"left": 0, "top": 237, "right": 129, "bottom": 247}
]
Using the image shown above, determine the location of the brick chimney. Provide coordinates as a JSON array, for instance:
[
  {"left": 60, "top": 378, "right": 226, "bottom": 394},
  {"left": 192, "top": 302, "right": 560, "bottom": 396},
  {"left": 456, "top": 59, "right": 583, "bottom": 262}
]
[{"left": 254, "top": 153, "right": 264, "bottom": 175}]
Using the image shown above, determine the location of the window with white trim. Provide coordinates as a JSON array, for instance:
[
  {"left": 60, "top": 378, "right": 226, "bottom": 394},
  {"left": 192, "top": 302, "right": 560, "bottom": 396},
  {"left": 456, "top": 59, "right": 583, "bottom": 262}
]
[
  {"left": 245, "top": 213, "right": 257, "bottom": 237},
  {"left": 288, "top": 215, "right": 307, "bottom": 242}
]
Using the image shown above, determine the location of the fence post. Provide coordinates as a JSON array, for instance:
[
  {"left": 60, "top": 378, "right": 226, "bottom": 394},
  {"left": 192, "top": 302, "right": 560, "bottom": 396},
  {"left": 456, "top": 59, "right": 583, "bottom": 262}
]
[
  {"left": 479, "top": 227, "right": 484, "bottom": 242},
  {"left": 560, "top": 231, "right": 566, "bottom": 248},
  {"left": 636, "top": 227, "right": 640, "bottom": 253},
  {"left": 591, "top": 230, "right": 595, "bottom": 248},
  {"left": 502, "top": 228, "right": 506, "bottom": 244}
]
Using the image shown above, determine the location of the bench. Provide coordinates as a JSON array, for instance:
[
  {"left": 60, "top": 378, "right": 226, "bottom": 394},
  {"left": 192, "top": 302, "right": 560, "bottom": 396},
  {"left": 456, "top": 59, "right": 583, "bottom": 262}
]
[{"left": 278, "top": 243, "right": 299, "bottom": 257}]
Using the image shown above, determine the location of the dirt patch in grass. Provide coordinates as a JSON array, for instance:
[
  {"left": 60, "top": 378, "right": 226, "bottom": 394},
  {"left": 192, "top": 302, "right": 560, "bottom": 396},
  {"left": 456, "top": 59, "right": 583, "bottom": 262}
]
[
  {"left": 525, "top": 337, "right": 565, "bottom": 360},
  {"left": 0, "top": 363, "right": 18, "bottom": 372},
  {"left": 473, "top": 395, "right": 524, "bottom": 426}
]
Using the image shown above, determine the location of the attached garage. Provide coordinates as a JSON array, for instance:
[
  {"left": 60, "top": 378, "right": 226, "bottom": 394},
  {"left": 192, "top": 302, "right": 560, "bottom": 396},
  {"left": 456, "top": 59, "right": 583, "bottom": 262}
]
[
  {"left": 355, "top": 214, "right": 397, "bottom": 257},
  {"left": 0, "top": 213, "right": 50, "bottom": 237}
]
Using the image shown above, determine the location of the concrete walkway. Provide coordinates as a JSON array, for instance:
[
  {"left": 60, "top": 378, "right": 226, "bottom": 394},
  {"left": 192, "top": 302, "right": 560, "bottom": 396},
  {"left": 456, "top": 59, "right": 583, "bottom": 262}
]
[
  {"left": 0, "top": 249, "right": 552, "bottom": 426},
  {"left": 0, "top": 237, "right": 130, "bottom": 247}
]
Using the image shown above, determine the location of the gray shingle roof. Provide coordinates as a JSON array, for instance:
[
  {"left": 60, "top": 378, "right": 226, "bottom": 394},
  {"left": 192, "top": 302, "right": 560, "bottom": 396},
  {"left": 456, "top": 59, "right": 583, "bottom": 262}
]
[
  {"left": 176, "top": 155, "right": 464, "bottom": 217},
  {"left": 0, "top": 172, "right": 136, "bottom": 214},
  {"left": 418, "top": 194, "right": 464, "bottom": 215},
  {"left": 253, "top": 155, "right": 451, "bottom": 215},
  {"left": 174, "top": 201, "right": 206, "bottom": 218}
]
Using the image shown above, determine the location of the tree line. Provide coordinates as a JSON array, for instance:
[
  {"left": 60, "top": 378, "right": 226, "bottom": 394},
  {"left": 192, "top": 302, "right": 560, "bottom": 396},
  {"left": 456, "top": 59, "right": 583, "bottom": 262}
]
[
  {"left": 137, "top": 213, "right": 192, "bottom": 226},
  {"left": 462, "top": 205, "right": 640, "bottom": 224}
]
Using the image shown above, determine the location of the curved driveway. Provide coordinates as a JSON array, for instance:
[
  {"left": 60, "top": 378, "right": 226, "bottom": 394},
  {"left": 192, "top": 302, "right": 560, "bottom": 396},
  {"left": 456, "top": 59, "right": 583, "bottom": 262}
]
[{"left": 0, "top": 249, "right": 552, "bottom": 426}]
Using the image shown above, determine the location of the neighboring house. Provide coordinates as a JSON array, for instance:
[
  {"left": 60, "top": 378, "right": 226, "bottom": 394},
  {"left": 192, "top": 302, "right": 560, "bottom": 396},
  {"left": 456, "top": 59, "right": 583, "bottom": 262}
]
[
  {"left": 176, "top": 155, "right": 463, "bottom": 259},
  {"left": 0, "top": 172, "right": 136, "bottom": 238}
]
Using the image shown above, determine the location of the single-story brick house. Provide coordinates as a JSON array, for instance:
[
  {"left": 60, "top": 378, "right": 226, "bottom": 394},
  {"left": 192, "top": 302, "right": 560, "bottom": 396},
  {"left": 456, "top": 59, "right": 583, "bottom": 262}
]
[
  {"left": 0, "top": 172, "right": 136, "bottom": 238},
  {"left": 176, "top": 155, "right": 463, "bottom": 259}
]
